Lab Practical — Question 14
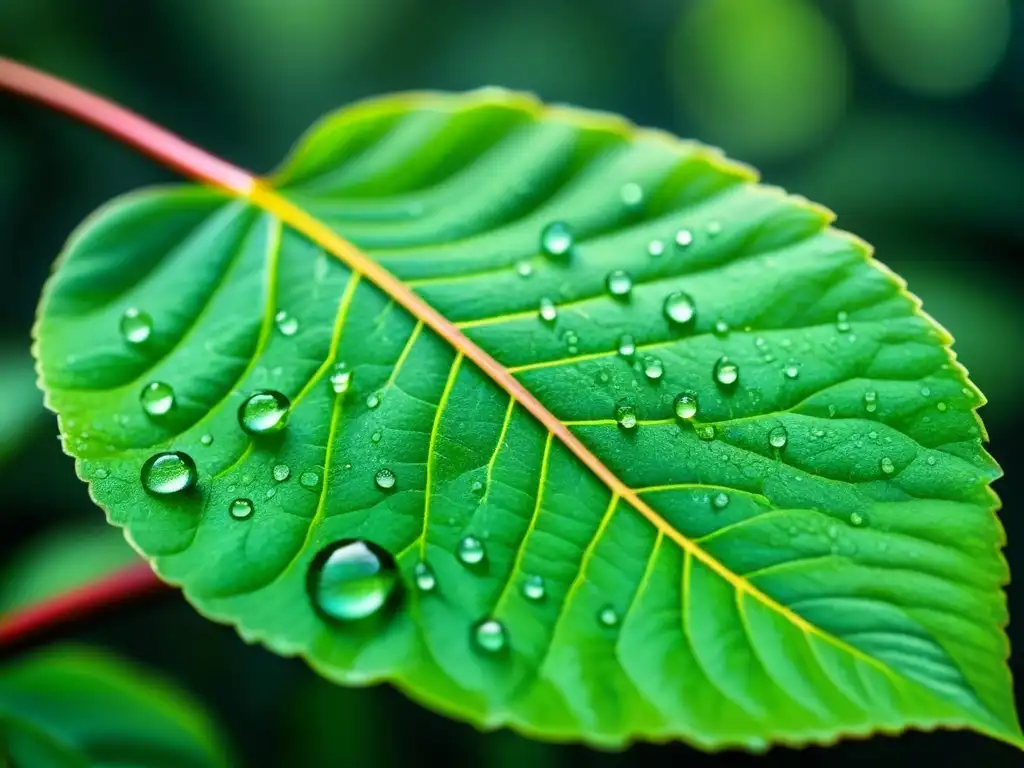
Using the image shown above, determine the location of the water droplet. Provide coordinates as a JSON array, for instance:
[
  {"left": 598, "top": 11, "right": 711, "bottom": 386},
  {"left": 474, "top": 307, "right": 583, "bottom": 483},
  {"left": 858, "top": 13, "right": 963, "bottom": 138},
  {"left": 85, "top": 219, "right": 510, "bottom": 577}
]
[
  {"left": 673, "top": 393, "right": 698, "bottom": 420},
  {"left": 329, "top": 364, "right": 352, "bottom": 395},
  {"left": 238, "top": 390, "right": 290, "bottom": 435},
  {"left": 647, "top": 239, "right": 665, "bottom": 257},
  {"left": 229, "top": 498, "right": 254, "bottom": 520},
  {"left": 515, "top": 260, "right": 533, "bottom": 278},
  {"left": 696, "top": 424, "right": 715, "bottom": 441},
  {"left": 473, "top": 618, "right": 507, "bottom": 653},
  {"left": 265, "top": 488, "right": 276, "bottom": 500},
  {"left": 141, "top": 451, "right": 197, "bottom": 496},
  {"left": 926, "top": 456, "right": 937, "bottom": 466},
  {"left": 937, "top": 402, "right": 948, "bottom": 412},
  {"left": 273, "top": 464, "right": 290, "bottom": 482},
  {"left": 617, "top": 334, "right": 636, "bottom": 359},
  {"left": 783, "top": 365, "right": 799, "bottom": 379},
  {"left": 371, "top": 430, "right": 382, "bottom": 444},
  {"left": 643, "top": 356, "right": 664, "bottom": 381},
  {"left": 606, "top": 270, "right": 633, "bottom": 299},
  {"left": 769, "top": 425, "right": 788, "bottom": 449},
  {"left": 539, "top": 297, "right": 558, "bottom": 323},
  {"left": 714, "top": 319, "right": 730, "bottom": 336},
  {"left": 706, "top": 221, "right": 722, "bottom": 237},
  {"left": 94, "top": 467, "right": 109, "bottom": 480},
  {"left": 457, "top": 535, "right": 485, "bottom": 565},
  {"left": 663, "top": 291, "right": 696, "bottom": 326},
  {"left": 863, "top": 390, "right": 878, "bottom": 414},
  {"left": 471, "top": 479, "right": 485, "bottom": 495},
  {"left": 300, "top": 470, "right": 320, "bottom": 489},
  {"left": 920, "top": 386, "right": 931, "bottom": 397},
  {"left": 274, "top": 310, "right": 299, "bottom": 336},
  {"left": 711, "top": 492, "right": 730, "bottom": 510},
  {"left": 140, "top": 381, "right": 175, "bottom": 417},
  {"left": 522, "top": 574, "right": 546, "bottom": 601},
  {"left": 120, "top": 308, "right": 153, "bottom": 345},
  {"left": 598, "top": 605, "right": 620, "bottom": 627},
  {"left": 200, "top": 434, "right": 214, "bottom": 446},
  {"left": 849, "top": 512, "right": 865, "bottom": 527},
  {"left": 675, "top": 229, "right": 693, "bottom": 248},
  {"left": 413, "top": 561, "right": 437, "bottom": 592},
  {"left": 375, "top": 467, "right": 396, "bottom": 490},
  {"left": 836, "top": 311, "right": 851, "bottom": 333},
  {"left": 620, "top": 182, "right": 644, "bottom": 209},
  {"left": 540, "top": 221, "right": 573, "bottom": 257},
  {"left": 714, "top": 356, "right": 739, "bottom": 387},
  {"left": 615, "top": 403, "right": 638, "bottom": 430},
  {"left": 880, "top": 457, "right": 895, "bottom": 475},
  {"left": 307, "top": 540, "right": 399, "bottom": 623},
  {"left": 366, "top": 391, "right": 381, "bottom": 409}
]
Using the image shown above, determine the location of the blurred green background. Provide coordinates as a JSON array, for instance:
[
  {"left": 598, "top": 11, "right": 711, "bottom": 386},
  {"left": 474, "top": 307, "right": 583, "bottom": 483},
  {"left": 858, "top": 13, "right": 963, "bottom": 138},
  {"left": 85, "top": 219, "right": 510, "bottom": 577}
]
[{"left": 1, "top": 0, "right": 1022, "bottom": 765}]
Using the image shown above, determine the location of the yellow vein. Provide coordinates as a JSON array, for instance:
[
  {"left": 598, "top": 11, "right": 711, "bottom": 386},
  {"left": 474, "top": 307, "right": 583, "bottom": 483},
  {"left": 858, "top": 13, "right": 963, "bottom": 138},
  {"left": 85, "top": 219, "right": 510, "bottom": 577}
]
[
  {"left": 420, "top": 352, "right": 464, "bottom": 558},
  {"left": 384, "top": 320, "right": 424, "bottom": 390},
  {"left": 478, "top": 397, "right": 516, "bottom": 509},
  {"left": 621, "top": 530, "right": 664, "bottom": 625}
]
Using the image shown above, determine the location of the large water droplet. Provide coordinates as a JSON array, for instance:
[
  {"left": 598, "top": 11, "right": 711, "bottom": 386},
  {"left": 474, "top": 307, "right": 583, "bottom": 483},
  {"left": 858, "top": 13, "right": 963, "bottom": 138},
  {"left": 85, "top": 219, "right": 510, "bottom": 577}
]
[
  {"left": 457, "top": 535, "right": 486, "bottom": 565},
  {"left": 617, "top": 334, "right": 636, "bottom": 359},
  {"left": 783, "top": 364, "right": 799, "bottom": 379},
  {"left": 673, "top": 393, "right": 698, "bottom": 420},
  {"left": 300, "top": 470, "right": 320, "bottom": 489},
  {"left": 606, "top": 270, "right": 633, "bottom": 299},
  {"left": 643, "top": 356, "right": 664, "bottom": 381},
  {"left": 880, "top": 456, "right": 895, "bottom": 475},
  {"left": 414, "top": 561, "right": 436, "bottom": 592},
  {"left": 307, "top": 540, "right": 399, "bottom": 623},
  {"left": 473, "top": 618, "right": 507, "bottom": 653},
  {"left": 329, "top": 363, "right": 352, "bottom": 395},
  {"left": 598, "top": 605, "right": 620, "bottom": 627},
  {"left": 238, "top": 390, "right": 290, "bottom": 435},
  {"left": 768, "top": 425, "right": 788, "bottom": 449},
  {"left": 675, "top": 229, "right": 694, "bottom": 248},
  {"left": 712, "top": 492, "right": 730, "bottom": 510},
  {"left": 273, "top": 464, "right": 290, "bottom": 482},
  {"left": 229, "top": 498, "right": 254, "bottom": 520},
  {"left": 141, "top": 451, "right": 197, "bottom": 496},
  {"left": 714, "top": 357, "right": 739, "bottom": 387},
  {"left": 200, "top": 434, "right": 214, "bottom": 446},
  {"left": 663, "top": 291, "right": 696, "bottom": 327},
  {"left": 120, "top": 308, "right": 153, "bottom": 345},
  {"left": 140, "top": 381, "right": 175, "bottom": 417},
  {"left": 647, "top": 239, "right": 665, "bottom": 257},
  {"left": 540, "top": 221, "right": 573, "bottom": 257},
  {"left": 375, "top": 467, "right": 396, "bottom": 490},
  {"left": 522, "top": 574, "right": 546, "bottom": 601},
  {"left": 615, "top": 403, "right": 638, "bottom": 429},
  {"left": 863, "top": 390, "right": 878, "bottom": 414},
  {"left": 539, "top": 297, "right": 558, "bottom": 323},
  {"left": 274, "top": 310, "right": 299, "bottom": 336}
]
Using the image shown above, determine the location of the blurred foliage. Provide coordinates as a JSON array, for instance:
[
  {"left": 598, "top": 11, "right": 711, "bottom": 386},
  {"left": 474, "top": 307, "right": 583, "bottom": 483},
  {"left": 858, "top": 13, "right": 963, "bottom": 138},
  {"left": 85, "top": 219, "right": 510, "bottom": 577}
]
[
  {"left": 0, "top": 341, "right": 41, "bottom": 465},
  {"left": 0, "top": 0, "right": 1022, "bottom": 765}
]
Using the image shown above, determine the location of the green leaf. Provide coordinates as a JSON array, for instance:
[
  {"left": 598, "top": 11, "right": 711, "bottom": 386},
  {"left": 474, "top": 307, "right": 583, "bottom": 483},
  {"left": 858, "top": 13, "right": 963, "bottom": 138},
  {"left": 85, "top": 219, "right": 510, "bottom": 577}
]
[
  {"left": 34, "top": 90, "right": 1018, "bottom": 750},
  {"left": 0, "top": 645, "right": 230, "bottom": 767}
]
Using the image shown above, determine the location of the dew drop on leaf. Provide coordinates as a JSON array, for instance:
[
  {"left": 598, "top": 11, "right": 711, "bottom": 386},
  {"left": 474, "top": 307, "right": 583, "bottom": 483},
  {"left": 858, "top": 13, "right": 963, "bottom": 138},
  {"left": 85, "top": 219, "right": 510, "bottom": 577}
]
[
  {"left": 647, "top": 239, "right": 665, "bottom": 257},
  {"left": 850, "top": 511, "right": 866, "bottom": 527},
  {"left": 471, "top": 479, "right": 485, "bottom": 495},
  {"left": 769, "top": 425, "right": 788, "bottom": 449},
  {"left": 643, "top": 356, "right": 664, "bottom": 381},
  {"left": 522, "top": 574, "right": 546, "bottom": 601},
  {"left": 615, "top": 403, "right": 638, "bottom": 430},
  {"left": 274, "top": 310, "right": 299, "bottom": 336},
  {"left": 374, "top": 467, "right": 396, "bottom": 490},
  {"left": 714, "top": 356, "right": 739, "bottom": 387},
  {"left": 598, "top": 605, "right": 620, "bottom": 627},
  {"left": 238, "top": 390, "right": 290, "bottom": 435},
  {"left": 927, "top": 456, "right": 937, "bottom": 466},
  {"left": 617, "top": 334, "right": 636, "bottom": 359},
  {"left": 139, "top": 381, "right": 175, "bottom": 417},
  {"left": 836, "top": 311, "right": 851, "bottom": 333},
  {"left": 696, "top": 424, "right": 716, "bottom": 441},
  {"left": 620, "top": 182, "right": 644, "bottom": 210},
  {"left": 307, "top": 540, "right": 399, "bottom": 623},
  {"left": 783, "top": 364, "right": 799, "bottom": 379},
  {"left": 366, "top": 391, "right": 381, "bottom": 409},
  {"left": 141, "top": 451, "right": 197, "bottom": 496},
  {"left": 711, "top": 492, "right": 730, "bottom": 510},
  {"left": 863, "top": 390, "right": 878, "bottom": 413},
  {"left": 229, "top": 498, "right": 254, "bottom": 520},
  {"left": 200, "top": 434, "right": 214, "bottom": 446},
  {"left": 538, "top": 297, "right": 558, "bottom": 323},
  {"left": 673, "top": 393, "right": 699, "bottom": 420},
  {"left": 329, "top": 363, "right": 352, "bottom": 395},
  {"left": 606, "top": 269, "right": 633, "bottom": 299},
  {"left": 880, "top": 456, "right": 895, "bottom": 475},
  {"left": 457, "top": 535, "right": 486, "bottom": 565},
  {"left": 272, "top": 464, "right": 290, "bottom": 482},
  {"left": 937, "top": 402, "right": 948, "bottom": 412},
  {"left": 120, "top": 308, "right": 153, "bottom": 345},
  {"left": 94, "top": 467, "right": 109, "bottom": 480},
  {"left": 371, "top": 430, "right": 382, "bottom": 444},
  {"left": 473, "top": 618, "right": 507, "bottom": 653},
  {"left": 515, "top": 260, "right": 533, "bottom": 278},
  {"left": 714, "top": 319, "right": 730, "bottom": 337},
  {"left": 299, "top": 470, "right": 320, "bottom": 489},
  {"left": 413, "top": 561, "right": 436, "bottom": 592},
  {"left": 540, "top": 221, "right": 573, "bottom": 258},
  {"left": 675, "top": 229, "right": 694, "bottom": 248},
  {"left": 706, "top": 220, "right": 722, "bottom": 237},
  {"left": 663, "top": 291, "right": 696, "bottom": 327}
]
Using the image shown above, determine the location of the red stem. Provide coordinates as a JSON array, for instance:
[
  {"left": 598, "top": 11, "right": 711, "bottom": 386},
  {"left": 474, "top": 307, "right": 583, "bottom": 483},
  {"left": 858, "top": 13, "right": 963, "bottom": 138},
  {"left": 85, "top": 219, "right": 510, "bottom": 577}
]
[{"left": 0, "top": 562, "right": 168, "bottom": 648}]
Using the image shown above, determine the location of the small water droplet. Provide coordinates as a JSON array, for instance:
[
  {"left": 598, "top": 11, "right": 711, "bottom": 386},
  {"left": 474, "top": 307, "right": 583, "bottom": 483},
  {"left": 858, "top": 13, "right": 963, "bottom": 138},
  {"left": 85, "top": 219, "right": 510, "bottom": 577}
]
[
  {"left": 120, "top": 308, "right": 153, "bottom": 345},
  {"left": 308, "top": 540, "right": 399, "bottom": 622},
  {"left": 598, "top": 605, "right": 620, "bottom": 627},
  {"left": 706, "top": 221, "right": 722, "bottom": 237},
  {"left": 615, "top": 403, "right": 638, "bottom": 430},
  {"left": 926, "top": 456, "right": 937, "bottom": 466},
  {"left": 920, "top": 386, "right": 931, "bottom": 397},
  {"left": 300, "top": 470, "right": 320, "bottom": 489},
  {"left": 836, "top": 311, "right": 851, "bottom": 333},
  {"left": 647, "top": 239, "right": 665, "bottom": 257},
  {"left": 673, "top": 393, "right": 698, "bottom": 420},
  {"left": 375, "top": 467, "right": 396, "bottom": 490},
  {"left": 539, "top": 297, "right": 558, "bottom": 323},
  {"left": 200, "top": 434, "right": 214, "bottom": 446},
  {"left": 827, "top": 525, "right": 839, "bottom": 540},
  {"left": 473, "top": 618, "right": 507, "bottom": 653},
  {"left": 711, "top": 492, "right": 730, "bottom": 510},
  {"left": 471, "top": 479, "right": 485, "bottom": 496},
  {"left": 540, "top": 221, "right": 573, "bottom": 257},
  {"left": 141, "top": 451, "right": 197, "bottom": 496},
  {"left": 714, "top": 319, "right": 730, "bottom": 336},
  {"left": 140, "top": 381, "right": 175, "bottom": 417},
  {"left": 937, "top": 402, "right": 948, "bottom": 412},
  {"left": 643, "top": 356, "right": 664, "bottom": 381},
  {"left": 94, "top": 467, "right": 109, "bottom": 480},
  {"left": 769, "top": 425, "right": 788, "bottom": 449},
  {"left": 880, "top": 457, "right": 895, "bottom": 475},
  {"left": 238, "top": 390, "right": 290, "bottom": 435},
  {"left": 714, "top": 356, "right": 739, "bottom": 387},
  {"left": 273, "top": 464, "right": 290, "bottom": 482},
  {"left": 617, "top": 334, "right": 636, "bottom": 359},
  {"left": 620, "top": 182, "right": 644, "bottom": 209},
  {"left": 522, "top": 574, "right": 546, "bottom": 601},
  {"left": 366, "top": 391, "right": 381, "bottom": 409},
  {"left": 696, "top": 424, "right": 716, "bottom": 441},
  {"left": 329, "top": 363, "right": 352, "bottom": 395},
  {"left": 457, "top": 535, "right": 486, "bottom": 565},
  {"left": 675, "top": 229, "right": 693, "bottom": 248},
  {"left": 849, "top": 512, "right": 865, "bottom": 527},
  {"left": 783, "top": 365, "right": 799, "bottom": 379},
  {"left": 606, "top": 270, "right": 633, "bottom": 299},
  {"left": 371, "top": 430, "right": 382, "bottom": 444},
  {"left": 413, "top": 561, "right": 436, "bottom": 592},
  {"left": 265, "top": 488, "right": 276, "bottom": 500},
  {"left": 515, "top": 260, "right": 534, "bottom": 278},
  {"left": 274, "top": 310, "right": 299, "bottom": 336},
  {"left": 229, "top": 498, "right": 254, "bottom": 520},
  {"left": 663, "top": 291, "right": 696, "bottom": 327},
  {"left": 863, "top": 390, "right": 878, "bottom": 414}
]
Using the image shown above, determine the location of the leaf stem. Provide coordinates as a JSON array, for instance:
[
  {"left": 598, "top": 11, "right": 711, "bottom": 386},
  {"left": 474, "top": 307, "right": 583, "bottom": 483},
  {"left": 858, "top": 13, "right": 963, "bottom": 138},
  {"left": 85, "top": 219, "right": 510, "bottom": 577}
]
[
  {"left": 0, "top": 56, "right": 255, "bottom": 195},
  {"left": 0, "top": 562, "right": 168, "bottom": 651}
]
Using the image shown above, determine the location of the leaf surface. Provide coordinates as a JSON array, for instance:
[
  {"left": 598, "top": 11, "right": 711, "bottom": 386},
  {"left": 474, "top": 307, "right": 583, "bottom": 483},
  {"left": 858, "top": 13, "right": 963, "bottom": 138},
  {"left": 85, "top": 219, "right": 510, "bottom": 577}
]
[
  {"left": 34, "top": 90, "right": 1018, "bottom": 749},
  {"left": 0, "top": 645, "right": 229, "bottom": 767}
]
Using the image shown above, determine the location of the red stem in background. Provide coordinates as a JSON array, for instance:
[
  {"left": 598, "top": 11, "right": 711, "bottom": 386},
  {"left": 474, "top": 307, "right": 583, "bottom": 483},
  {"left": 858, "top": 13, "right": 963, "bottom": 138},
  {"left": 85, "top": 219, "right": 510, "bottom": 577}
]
[{"left": 0, "top": 562, "right": 168, "bottom": 648}]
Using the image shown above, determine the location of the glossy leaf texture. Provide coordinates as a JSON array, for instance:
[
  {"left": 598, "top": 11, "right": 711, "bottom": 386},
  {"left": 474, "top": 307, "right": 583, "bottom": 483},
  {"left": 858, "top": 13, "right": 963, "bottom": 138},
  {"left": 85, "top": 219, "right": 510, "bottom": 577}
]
[
  {"left": 0, "top": 645, "right": 229, "bottom": 766},
  {"left": 34, "top": 90, "right": 1018, "bottom": 750}
]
